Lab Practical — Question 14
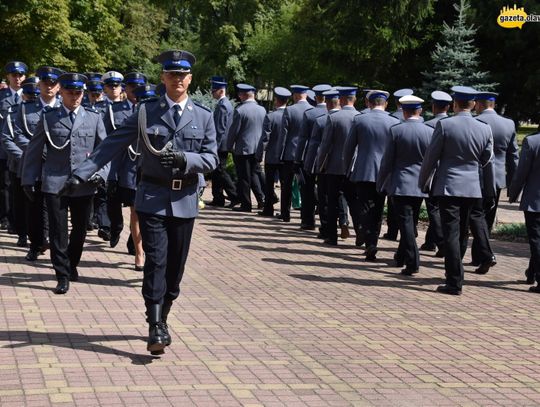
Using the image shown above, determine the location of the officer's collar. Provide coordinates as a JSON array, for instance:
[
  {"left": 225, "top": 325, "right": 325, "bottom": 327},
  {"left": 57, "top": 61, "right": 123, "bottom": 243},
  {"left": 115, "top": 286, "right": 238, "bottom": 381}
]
[
  {"left": 40, "top": 96, "right": 57, "bottom": 109},
  {"left": 165, "top": 93, "right": 189, "bottom": 111},
  {"left": 9, "top": 87, "right": 22, "bottom": 96},
  {"left": 63, "top": 104, "right": 81, "bottom": 116},
  {"left": 481, "top": 109, "right": 496, "bottom": 114}
]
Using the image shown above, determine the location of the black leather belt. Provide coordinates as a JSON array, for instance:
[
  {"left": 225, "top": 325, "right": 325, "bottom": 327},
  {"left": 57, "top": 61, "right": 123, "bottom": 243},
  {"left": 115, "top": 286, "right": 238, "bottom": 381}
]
[{"left": 140, "top": 173, "right": 198, "bottom": 190}]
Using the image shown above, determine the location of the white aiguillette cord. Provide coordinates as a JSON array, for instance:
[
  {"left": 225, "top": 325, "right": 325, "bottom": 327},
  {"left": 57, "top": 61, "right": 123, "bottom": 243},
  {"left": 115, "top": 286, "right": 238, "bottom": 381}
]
[
  {"left": 136, "top": 103, "right": 172, "bottom": 158},
  {"left": 21, "top": 103, "right": 33, "bottom": 137},
  {"left": 43, "top": 113, "right": 70, "bottom": 150}
]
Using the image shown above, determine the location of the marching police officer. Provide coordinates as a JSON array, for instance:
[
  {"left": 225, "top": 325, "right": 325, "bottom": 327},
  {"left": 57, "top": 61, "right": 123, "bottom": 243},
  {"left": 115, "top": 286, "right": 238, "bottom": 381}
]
[
  {"left": 0, "top": 61, "right": 27, "bottom": 231},
  {"left": 226, "top": 83, "right": 266, "bottom": 212},
  {"left": 509, "top": 132, "right": 540, "bottom": 292},
  {"left": 208, "top": 76, "right": 237, "bottom": 207},
  {"left": 256, "top": 87, "right": 290, "bottom": 217},
  {"left": 1, "top": 77, "right": 41, "bottom": 248},
  {"left": 63, "top": 50, "right": 218, "bottom": 355},
  {"left": 419, "top": 86, "right": 495, "bottom": 295},
  {"left": 295, "top": 84, "right": 331, "bottom": 229},
  {"left": 471, "top": 92, "right": 519, "bottom": 265},
  {"left": 22, "top": 73, "right": 109, "bottom": 295},
  {"left": 344, "top": 90, "right": 400, "bottom": 259},
  {"left": 13, "top": 67, "right": 63, "bottom": 261},
  {"left": 316, "top": 86, "right": 359, "bottom": 245},
  {"left": 377, "top": 95, "right": 434, "bottom": 275},
  {"left": 277, "top": 85, "right": 313, "bottom": 223},
  {"left": 420, "top": 90, "right": 452, "bottom": 254}
]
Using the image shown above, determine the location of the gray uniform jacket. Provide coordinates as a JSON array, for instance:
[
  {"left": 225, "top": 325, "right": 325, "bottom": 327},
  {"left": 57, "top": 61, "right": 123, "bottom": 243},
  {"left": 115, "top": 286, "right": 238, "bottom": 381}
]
[
  {"left": 295, "top": 104, "right": 327, "bottom": 162},
  {"left": 1, "top": 105, "right": 23, "bottom": 173},
  {"left": 376, "top": 119, "right": 433, "bottom": 197},
  {"left": 213, "top": 96, "right": 234, "bottom": 153},
  {"left": 344, "top": 109, "right": 400, "bottom": 183},
  {"left": 316, "top": 106, "right": 359, "bottom": 175},
  {"left": 303, "top": 111, "right": 330, "bottom": 174},
  {"left": 226, "top": 99, "right": 266, "bottom": 155},
  {"left": 418, "top": 112, "right": 495, "bottom": 198},
  {"left": 256, "top": 107, "right": 285, "bottom": 165},
  {"left": 424, "top": 113, "right": 448, "bottom": 128},
  {"left": 104, "top": 101, "right": 137, "bottom": 189},
  {"left": 279, "top": 100, "right": 313, "bottom": 162},
  {"left": 22, "top": 105, "right": 109, "bottom": 197},
  {"left": 13, "top": 99, "right": 62, "bottom": 177},
  {"left": 509, "top": 133, "right": 540, "bottom": 212},
  {"left": 0, "top": 88, "right": 22, "bottom": 159},
  {"left": 73, "top": 96, "right": 218, "bottom": 219},
  {"left": 476, "top": 110, "right": 518, "bottom": 189}
]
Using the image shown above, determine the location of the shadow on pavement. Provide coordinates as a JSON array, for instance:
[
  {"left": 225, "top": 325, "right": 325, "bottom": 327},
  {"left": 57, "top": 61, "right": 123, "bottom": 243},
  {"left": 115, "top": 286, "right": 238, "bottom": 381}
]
[{"left": 0, "top": 330, "right": 156, "bottom": 365}]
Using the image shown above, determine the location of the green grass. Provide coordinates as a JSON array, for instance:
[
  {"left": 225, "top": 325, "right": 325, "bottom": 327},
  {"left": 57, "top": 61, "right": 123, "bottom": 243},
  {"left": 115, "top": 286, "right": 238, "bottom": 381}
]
[
  {"left": 491, "top": 222, "right": 527, "bottom": 241},
  {"left": 517, "top": 125, "right": 538, "bottom": 146}
]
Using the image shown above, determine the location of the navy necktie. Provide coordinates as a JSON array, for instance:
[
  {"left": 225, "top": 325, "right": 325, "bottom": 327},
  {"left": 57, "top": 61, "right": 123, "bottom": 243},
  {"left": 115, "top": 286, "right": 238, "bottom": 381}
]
[
  {"left": 69, "top": 111, "right": 76, "bottom": 124},
  {"left": 173, "top": 104, "right": 181, "bottom": 127},
  {"left": 14, "top": 93, "right": 19, "bottom": 103}
]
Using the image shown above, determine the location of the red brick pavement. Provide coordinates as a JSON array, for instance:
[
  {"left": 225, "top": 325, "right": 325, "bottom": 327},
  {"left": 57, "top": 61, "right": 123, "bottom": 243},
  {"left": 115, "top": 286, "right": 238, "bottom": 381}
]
[{"left": 0, "top": 194, "right": 538, "bottom": 406}]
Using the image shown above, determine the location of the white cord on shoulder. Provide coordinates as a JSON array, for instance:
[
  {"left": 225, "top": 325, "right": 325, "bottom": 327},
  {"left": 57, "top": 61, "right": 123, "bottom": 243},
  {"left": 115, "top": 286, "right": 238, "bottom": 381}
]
[
  {"left": 108, "top": 104, "right": 116, "bottom": 131},
  {"left": 21, "top": 103, "right": 33, "bottom": 137},
  {"left": 43, "top": 114, "right": 70, "bottom": 150},
  {"left": 6, "top": 112, "right": 14, "bottom": 139},
  {"left": 137, "top": 103, "right": 171, "bottom": 156}
]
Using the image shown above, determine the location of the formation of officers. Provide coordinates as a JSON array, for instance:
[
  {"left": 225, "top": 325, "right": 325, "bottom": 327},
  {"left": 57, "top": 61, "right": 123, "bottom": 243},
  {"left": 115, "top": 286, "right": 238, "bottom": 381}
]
[{"left": 1, "top": 50, "right": 540, "bottom": 353}]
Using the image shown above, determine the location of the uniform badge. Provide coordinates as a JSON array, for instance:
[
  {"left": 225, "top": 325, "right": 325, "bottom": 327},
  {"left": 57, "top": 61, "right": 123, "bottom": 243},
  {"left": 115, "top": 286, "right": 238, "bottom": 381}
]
[
  {"left": 191, "top": 125, "right": 197, "bottom": 129},
  {"left": 160, "top": 102, "right": 166, "bottom": 108},
  {"left": 187, "top": 105, "right": 193, "bottom": 111}
]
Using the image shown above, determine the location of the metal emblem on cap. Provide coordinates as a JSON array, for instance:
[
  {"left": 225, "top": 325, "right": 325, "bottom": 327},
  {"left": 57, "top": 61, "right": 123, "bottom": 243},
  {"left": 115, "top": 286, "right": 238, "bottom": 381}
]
[{"left": 173, "top": 51, "right": 180, "bottom": 59}]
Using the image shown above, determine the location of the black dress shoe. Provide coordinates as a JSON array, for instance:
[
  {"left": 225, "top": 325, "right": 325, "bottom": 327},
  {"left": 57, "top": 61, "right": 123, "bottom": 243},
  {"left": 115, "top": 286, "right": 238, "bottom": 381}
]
[
  {"left": 435, "top": 249, "right": 445, "bottom": 258},
  {"left": 474, "top": 257, "right": 497, "bottom": 275},
  {"left": 257, "top": 211, "right": 274, "bottom": 217},
  {"left": 529, "top": 285, "right": 540, "bottom": 293},
  {"left": 355, "top": 238, "right": 365, "bottom": 247},
  {"left": 206, "top": 200, "right": 225, "bottom": 207},
  {"left": 147, "top": 304, "right": 166, "bottom": 355},
  {"left": 400, "top": 267, "right": 419, "bottom": 276},
  {"left": 54, "top": 280, "right": 69, "bottom": 295},
  {"left": 17, "top": 235, "right": 28, "bottom": 247},
  {"left": 300, "top": 224, "right": 316, "bottom": 230},
  {"left": 97, "top": 228, "right": 111, "bottom": 241},
  {"left": 25, "top": 248, "right": 40, "bottom": 261},
  {"left": 161, "top": 322, "right": 172, "bottom": 346},
  {"left": 226, "top": 200, "right": 240, "bottom": 208},
  {"left": 232, "top": 206, "right": 252, "bottom": 212},
  {"left": 436, "top": 285, "right": 462, "bottom": 295},
  {"left": 110, "top": 232, "right": 121, "bottom": 248},
  {"left": 316, "top": 233, "right": 327, "bottom": 240},
  {"left": 257, "top": 202, "right": 265, "bottom": 210},
  {"left": 70, "top": 268, "right": 79, "bottom": 282},
  {"left": 365, "top": 246, "right": 378, "bottom": 261},
  {"left": 323, "top": 238, "right": 337, "bottom": 246},
  {"left": 525, "top": 268, "right": 535, "bottom": 285},
  {"left": 419, "top": 243, "right": 436, "bottom": 251},
  {"left": 40, "top": 241, "right": 50, "bottom": 254}
]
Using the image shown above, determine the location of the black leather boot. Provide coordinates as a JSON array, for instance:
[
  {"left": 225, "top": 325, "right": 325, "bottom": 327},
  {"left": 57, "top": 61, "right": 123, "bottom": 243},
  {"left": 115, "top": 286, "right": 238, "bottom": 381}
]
[
  {"left": 146, "top": 304, "right": 166, "bottom": 355},
  {"left": 161, "top": 301, "right": 173, "bottom": 346}
]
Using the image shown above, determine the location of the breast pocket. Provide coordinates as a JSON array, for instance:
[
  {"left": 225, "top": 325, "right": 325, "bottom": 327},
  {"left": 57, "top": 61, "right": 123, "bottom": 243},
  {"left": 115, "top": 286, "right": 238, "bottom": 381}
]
[
  {"left": 147, "top": 126, "right": 170, "bottom": 150},
  {"left": 78, "top": 131, "right": 95, "bottom": 148},
  {"left": 182, "top": 128, "right": 204, "bottom": 151}
]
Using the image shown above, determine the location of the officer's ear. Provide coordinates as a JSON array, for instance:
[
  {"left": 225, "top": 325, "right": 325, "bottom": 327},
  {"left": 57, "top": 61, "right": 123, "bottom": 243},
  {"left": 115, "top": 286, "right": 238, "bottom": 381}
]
[{"left": 160, "top": 72, "right": 165, "bottom": 84}]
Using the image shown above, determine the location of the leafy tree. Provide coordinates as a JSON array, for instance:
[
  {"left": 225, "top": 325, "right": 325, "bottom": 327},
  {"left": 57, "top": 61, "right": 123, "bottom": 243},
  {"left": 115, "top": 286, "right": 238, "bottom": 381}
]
[{"left": 421, "top": 0, "right": 497, "bottom": 97}]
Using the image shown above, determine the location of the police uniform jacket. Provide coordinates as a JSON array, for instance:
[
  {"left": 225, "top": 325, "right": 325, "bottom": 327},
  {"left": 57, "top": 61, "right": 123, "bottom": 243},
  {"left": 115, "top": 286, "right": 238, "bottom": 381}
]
[
  {"left": 295, "top": 104, "right": 327, "bottom": 163},
  {"left": 22, "top": 105, "right": 109, "bottom": 197},
  {"left": 315, "top": 106, "right": 358, "bottom": 175},
  {"left": 418, "top": 112, "right": 495, "bottom": 198},
  {"left": 279, "top": 100, "right": 313, "bottom": 162},
  {"left": 213, "top": 96, "right": 234, "bottom": 153},
  {"left": 424, "top": 113, "right": 448, "bottom": 128},
  {"left": 476, "top": 109, "right": 518, "bottom": 189},
  {"left": 13, "top": 99, "right": 61, "bottom": 177},
  {"left": 1, "top": 105, "right": 23, "bottom": 173},
  {"left": 73, "top": 96, "right": 218, "bottom": 219},
  {"left": 303, "top": 112, "right": 329, "bottom": 174},
  {"left": 256, "top": 107, "right": 285, "bottom": 165},
  {"left": 344, "top": 109, "right": 400, "bottom": 183},
  {"left": 0, "top": 88, "right": 22, "bottom": 159},
  {"left": 104, "top": 101, "right": 138, "bottom": 189},
  {"left": 376, "top": 119, "right": 433, "bottom": 197},
  {"left": 226, "top": 99, "right": 266, "bottom": 155},
  {"left": 509, "top": 133, "right": 540, "bottom": 212}
]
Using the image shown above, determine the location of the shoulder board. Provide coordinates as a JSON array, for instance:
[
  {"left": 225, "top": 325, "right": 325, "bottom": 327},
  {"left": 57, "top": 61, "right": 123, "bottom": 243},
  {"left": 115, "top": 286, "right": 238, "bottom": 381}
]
[
  {"left": 0, "top": 88, "right": 8, "bottom": 96},
  {"left": 43, "top": 106, "right": 60, "bottom": 115},
  {"left": 139, "top": 97, "right": 160, "bottom": 105},
  {"left": 192, "top": 101, "right": 211, "bottom": 112},
  {"left": 22, "top": 100, "right": 34, "bottom": 105},
  {"left": 84, "top": 106, "right": 100, "bottom": 114}
]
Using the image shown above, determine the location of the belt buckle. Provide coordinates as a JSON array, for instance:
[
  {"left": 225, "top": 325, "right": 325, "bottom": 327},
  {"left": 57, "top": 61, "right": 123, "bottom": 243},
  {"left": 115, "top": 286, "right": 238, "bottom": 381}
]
[{"left": 171, "top": 179, "right": 182, "bottom": 190}]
